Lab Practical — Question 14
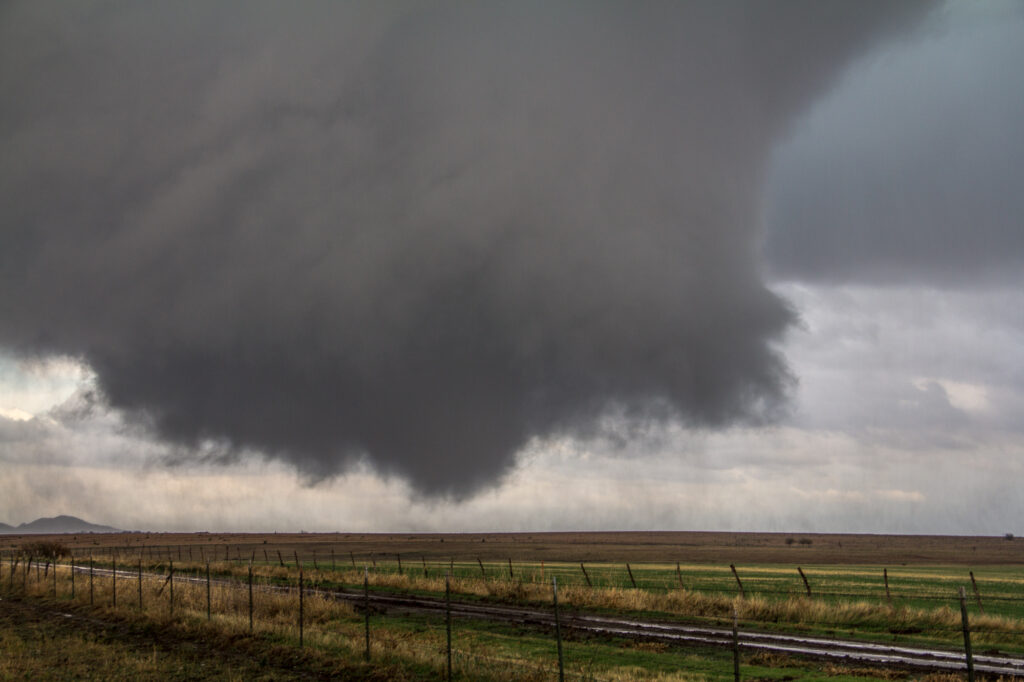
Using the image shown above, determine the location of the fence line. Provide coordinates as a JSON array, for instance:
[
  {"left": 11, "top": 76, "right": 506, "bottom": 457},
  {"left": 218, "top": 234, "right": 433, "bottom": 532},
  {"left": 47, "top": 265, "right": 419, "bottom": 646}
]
[{"left": 0, "top": 553, "right": 1010, "bottom": 681}]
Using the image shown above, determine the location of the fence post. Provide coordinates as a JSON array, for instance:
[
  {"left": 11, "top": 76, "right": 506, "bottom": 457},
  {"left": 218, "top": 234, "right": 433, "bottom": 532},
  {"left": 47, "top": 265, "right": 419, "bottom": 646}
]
[
  {"left": 52, "top": 560, "right": 57, "bottom": 597},
  {"left": 677, "top": 562, "right": 684, "bottom": 589},
  {"left": 294, "top": 550, "right": 300, "bottom": 570},
  {"left": 797, "top": 567, "right": 811, "bottom": 597},
  {"left": 423, "top": 556, "right": 429, "bottom": 578},
  {"left": 277, "top": 550, "right": 285, "bottom": 567},
  {"left": 350, "top": 551, "right": 356, "bottom": 568},
  {"left": 364, "top": 567, "right": 371, "bottom": 661},
  {"left": 733, "top": 607, "right": 741, "bottom": 682},
  {"left": 71, "top": 557, "right": 75, "bottom": 599},
  {"left": 331, "top": 548, "right": 335, "bottom": 571},
  {"left": 138, "top": 559, "right": 143, "bottom": 611},
  {"left": 730, "top": 564, "right": 745, "bottom": 598},
  {"left": 580, "top": 562, "right": 592, "bottom": 588},
  {"left": 969, "top": 571, "right": 984, "bottom": 614},
  {"left": 112, "top": 556, "right": 117, "bottom": 607},
  {"left": 396, "top": 553, "right": 402, "bottom": 575},
  {"left": 206, "top": 560, "right": 211, "bottom": 621},
  {"left": 446, "top": 572, "right": 453, "bottom": 681},
  {"left": 477, "top": 558, "right": 486, "bottom": 578},
  {"left": 89, "top": 555, "right": 94, "bottom": 605},
  {"left": 248, "top": 561, "right": 254, "bottom": 633},
  {"left": 508, "top": 558, "right": 514, "bottom": 580},
  {"left": 298, "top": 566, "right": 304, "bottom": 647},
  {"left": 959, "top": 586, "right": 975, "bottom": 682},
  {"left": 169, "top": 560, "right": 174, "bottom": 615},
  {"left": 626, "top": 563, "right": 637, "bottom": 589},
  {"left": 884, "top": 568, "right": 892, "bottom": 605},
  {"left": 553, "top": 577, "right": 565, "bottom": 682}
]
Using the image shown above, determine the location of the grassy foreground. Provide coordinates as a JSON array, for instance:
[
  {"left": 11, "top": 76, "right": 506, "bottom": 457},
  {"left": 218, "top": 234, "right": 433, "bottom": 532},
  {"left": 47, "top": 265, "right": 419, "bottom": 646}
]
[{"left": 2, "top": 556, "right": 1014, "bottom": 680}]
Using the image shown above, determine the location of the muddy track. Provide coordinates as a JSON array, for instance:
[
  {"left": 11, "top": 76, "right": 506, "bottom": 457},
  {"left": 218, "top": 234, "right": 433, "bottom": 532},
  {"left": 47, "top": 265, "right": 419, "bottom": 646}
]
[{"left": 52, "top": 562, "right": 1024, "bottom": 678}]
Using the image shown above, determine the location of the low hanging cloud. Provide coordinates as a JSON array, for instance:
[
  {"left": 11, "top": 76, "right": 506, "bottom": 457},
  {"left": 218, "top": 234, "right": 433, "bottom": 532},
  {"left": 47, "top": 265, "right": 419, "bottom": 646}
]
[{"left": 0, "top": 2, "right": 928, "bottom": 495}]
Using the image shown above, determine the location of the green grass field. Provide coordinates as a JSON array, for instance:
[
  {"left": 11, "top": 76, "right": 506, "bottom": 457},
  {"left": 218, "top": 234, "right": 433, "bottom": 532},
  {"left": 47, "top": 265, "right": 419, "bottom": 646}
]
[{"left": 5, "top": 539, "right": 1023, "bottom": 679}]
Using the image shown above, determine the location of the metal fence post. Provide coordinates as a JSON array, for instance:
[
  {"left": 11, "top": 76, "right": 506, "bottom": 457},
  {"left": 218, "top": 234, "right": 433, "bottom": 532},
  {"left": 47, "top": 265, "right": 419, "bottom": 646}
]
[
  {"left": 733, "top": 607, "right": 741, "bottom": 682},
  {"left": 553, "top": 577, "right": 565, "bottom": 682},
  {"left": 959, "top": 586, "right": 975, "bottom": 682},
  {"left": 446, "top": 571, "right": 453, "bottom": 680},
  {"left": 364, "top": 567, "right": 371, "bottom": 661}
]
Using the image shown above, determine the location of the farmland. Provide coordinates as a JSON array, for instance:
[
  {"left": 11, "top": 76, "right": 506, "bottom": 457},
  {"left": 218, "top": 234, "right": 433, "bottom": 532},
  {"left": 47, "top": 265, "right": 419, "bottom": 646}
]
[{"left": 3, "top": 531, "right": 1024, "bottom": 680}]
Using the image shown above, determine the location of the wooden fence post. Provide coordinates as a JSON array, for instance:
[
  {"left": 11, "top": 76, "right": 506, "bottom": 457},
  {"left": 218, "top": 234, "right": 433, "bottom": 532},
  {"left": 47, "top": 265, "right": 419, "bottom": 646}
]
[
  {"left": 884, "top": 568, "right": 892, "bottom": 605},
  {"left": 396, "top": 553, "right": 402, "bottom": 575},
  {"left": 112, "top": 556, "right": 117, "bottom": 607},
  {"left": 423, "top": 556, "right": 429, "bottom": 578},
  {"left": 677, "top": 562, "right": 684, "bottom": 589},
  {"left": 169, "top": 560, "right": 174, "bottom": 615},
  {"left": 138, "top": 559, "right": 143, "bottom": 611},
  {"left": 350, "top": 551, "right": 356, "bottom": 568},
  {"left": 580, "top": 562, "right": 592, "bottom": 587},
  {"left": 969, "top": 571, "right": 984, "bottom": 614},
  {"left": 797, "top": 567, "right": 811, "bottom": 597},
  {"left": 959, "top": 586, "right": 975, "bottom": 682},
  {"left": 626, "top": 563, "right": 637, "bottom": 589},
  {"left": 477, "top": 558, "right": 486, "bottom": 578},
  {"left": 508, "top": 558, "right": 514, "bottom": 580},
  {"left": 730, "top": 564, "right": 745, "bottom": 598},
  {"left": 71, "top": 557, "right": 75, "bottom": 599},
  {"left": 553, "top": 577, "right": 565, "bottom": 682},
  {"left": 89, "top": 555, "right": 94, "bottom": 605}
]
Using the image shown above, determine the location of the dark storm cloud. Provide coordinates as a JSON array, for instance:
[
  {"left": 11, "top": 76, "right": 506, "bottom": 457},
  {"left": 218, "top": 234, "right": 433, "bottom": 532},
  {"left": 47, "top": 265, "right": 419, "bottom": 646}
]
[
  {"left": 0, "top": 1, "right": 928, "bottom": 495},
  {"left": 763, "top": 2, "right": 1024, "bottom": 286}
]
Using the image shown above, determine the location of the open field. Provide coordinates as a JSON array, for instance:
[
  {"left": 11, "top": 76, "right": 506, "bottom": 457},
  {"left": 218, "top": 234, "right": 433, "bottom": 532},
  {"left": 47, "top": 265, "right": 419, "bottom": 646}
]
[
  {"left": 4, "top": 532, "right": 1024, "bottom": 679},
  {"left": 4, "top": 531, "right": 1023, "bottom": 565},
  {"left": 5, "top": 560, "right": 1007, "bottom": 681}
]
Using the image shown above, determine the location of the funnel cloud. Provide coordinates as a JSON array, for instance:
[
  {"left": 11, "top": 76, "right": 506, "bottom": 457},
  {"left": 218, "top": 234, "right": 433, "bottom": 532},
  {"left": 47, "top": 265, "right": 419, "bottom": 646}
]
[{"left": 0, "top": 2, "right": 927, "bottom": 495}]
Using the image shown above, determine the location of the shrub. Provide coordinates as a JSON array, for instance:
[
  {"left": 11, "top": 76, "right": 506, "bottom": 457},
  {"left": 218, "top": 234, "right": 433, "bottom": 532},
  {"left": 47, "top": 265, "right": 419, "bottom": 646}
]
[
  {"left": 1006, "top": 533, "right": 1015, "bottom": 541},
  {"left": 21, "top": 540, "right": 69, "bottom": 559},
  {"left": 798, "top": 538, "right": 813, "bottom": 545},
  {"left": 785, "top": 537, "right": 795, "bottom": 545}
]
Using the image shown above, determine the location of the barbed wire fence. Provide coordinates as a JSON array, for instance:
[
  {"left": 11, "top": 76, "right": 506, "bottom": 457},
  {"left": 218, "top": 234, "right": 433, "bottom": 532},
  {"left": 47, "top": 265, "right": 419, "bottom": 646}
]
[{"left": 1, "top": 547, "right": 1019, "bottom": 680}]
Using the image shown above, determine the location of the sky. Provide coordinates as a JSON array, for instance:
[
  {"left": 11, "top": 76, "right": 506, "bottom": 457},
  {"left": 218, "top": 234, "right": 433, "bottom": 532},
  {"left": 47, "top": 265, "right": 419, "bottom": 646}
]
[{"left": 2, "top": 1, "right": 1023, "bottom": 534}]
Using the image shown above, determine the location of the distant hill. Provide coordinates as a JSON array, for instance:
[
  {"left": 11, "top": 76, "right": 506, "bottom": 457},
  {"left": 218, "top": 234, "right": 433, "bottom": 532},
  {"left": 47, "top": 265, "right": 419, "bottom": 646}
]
[{"left": 0, "top": 515, "right": 121, "bottom": 534}]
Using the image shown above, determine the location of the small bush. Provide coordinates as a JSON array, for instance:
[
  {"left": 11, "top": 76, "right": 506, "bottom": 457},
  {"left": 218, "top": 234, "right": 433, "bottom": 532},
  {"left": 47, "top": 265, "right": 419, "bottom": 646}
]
[
  {"left": 798, "top": 538, "right": 813, "bottom": 545},
  {"left": 785, "top": 537, "right": 795, "bottom": 545},
  {"left": 1006, "top": 533, "right": 1015, "bottom": 541}
]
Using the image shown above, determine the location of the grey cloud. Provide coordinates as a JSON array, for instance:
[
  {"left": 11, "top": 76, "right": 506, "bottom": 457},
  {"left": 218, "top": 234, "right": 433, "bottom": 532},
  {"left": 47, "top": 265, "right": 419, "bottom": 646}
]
[
  {"left": 763, "top": 2, "right": 1024, "bottom": 286},
  {"left": 1, "top": 2, "right": 928, "bottom": 495}
]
